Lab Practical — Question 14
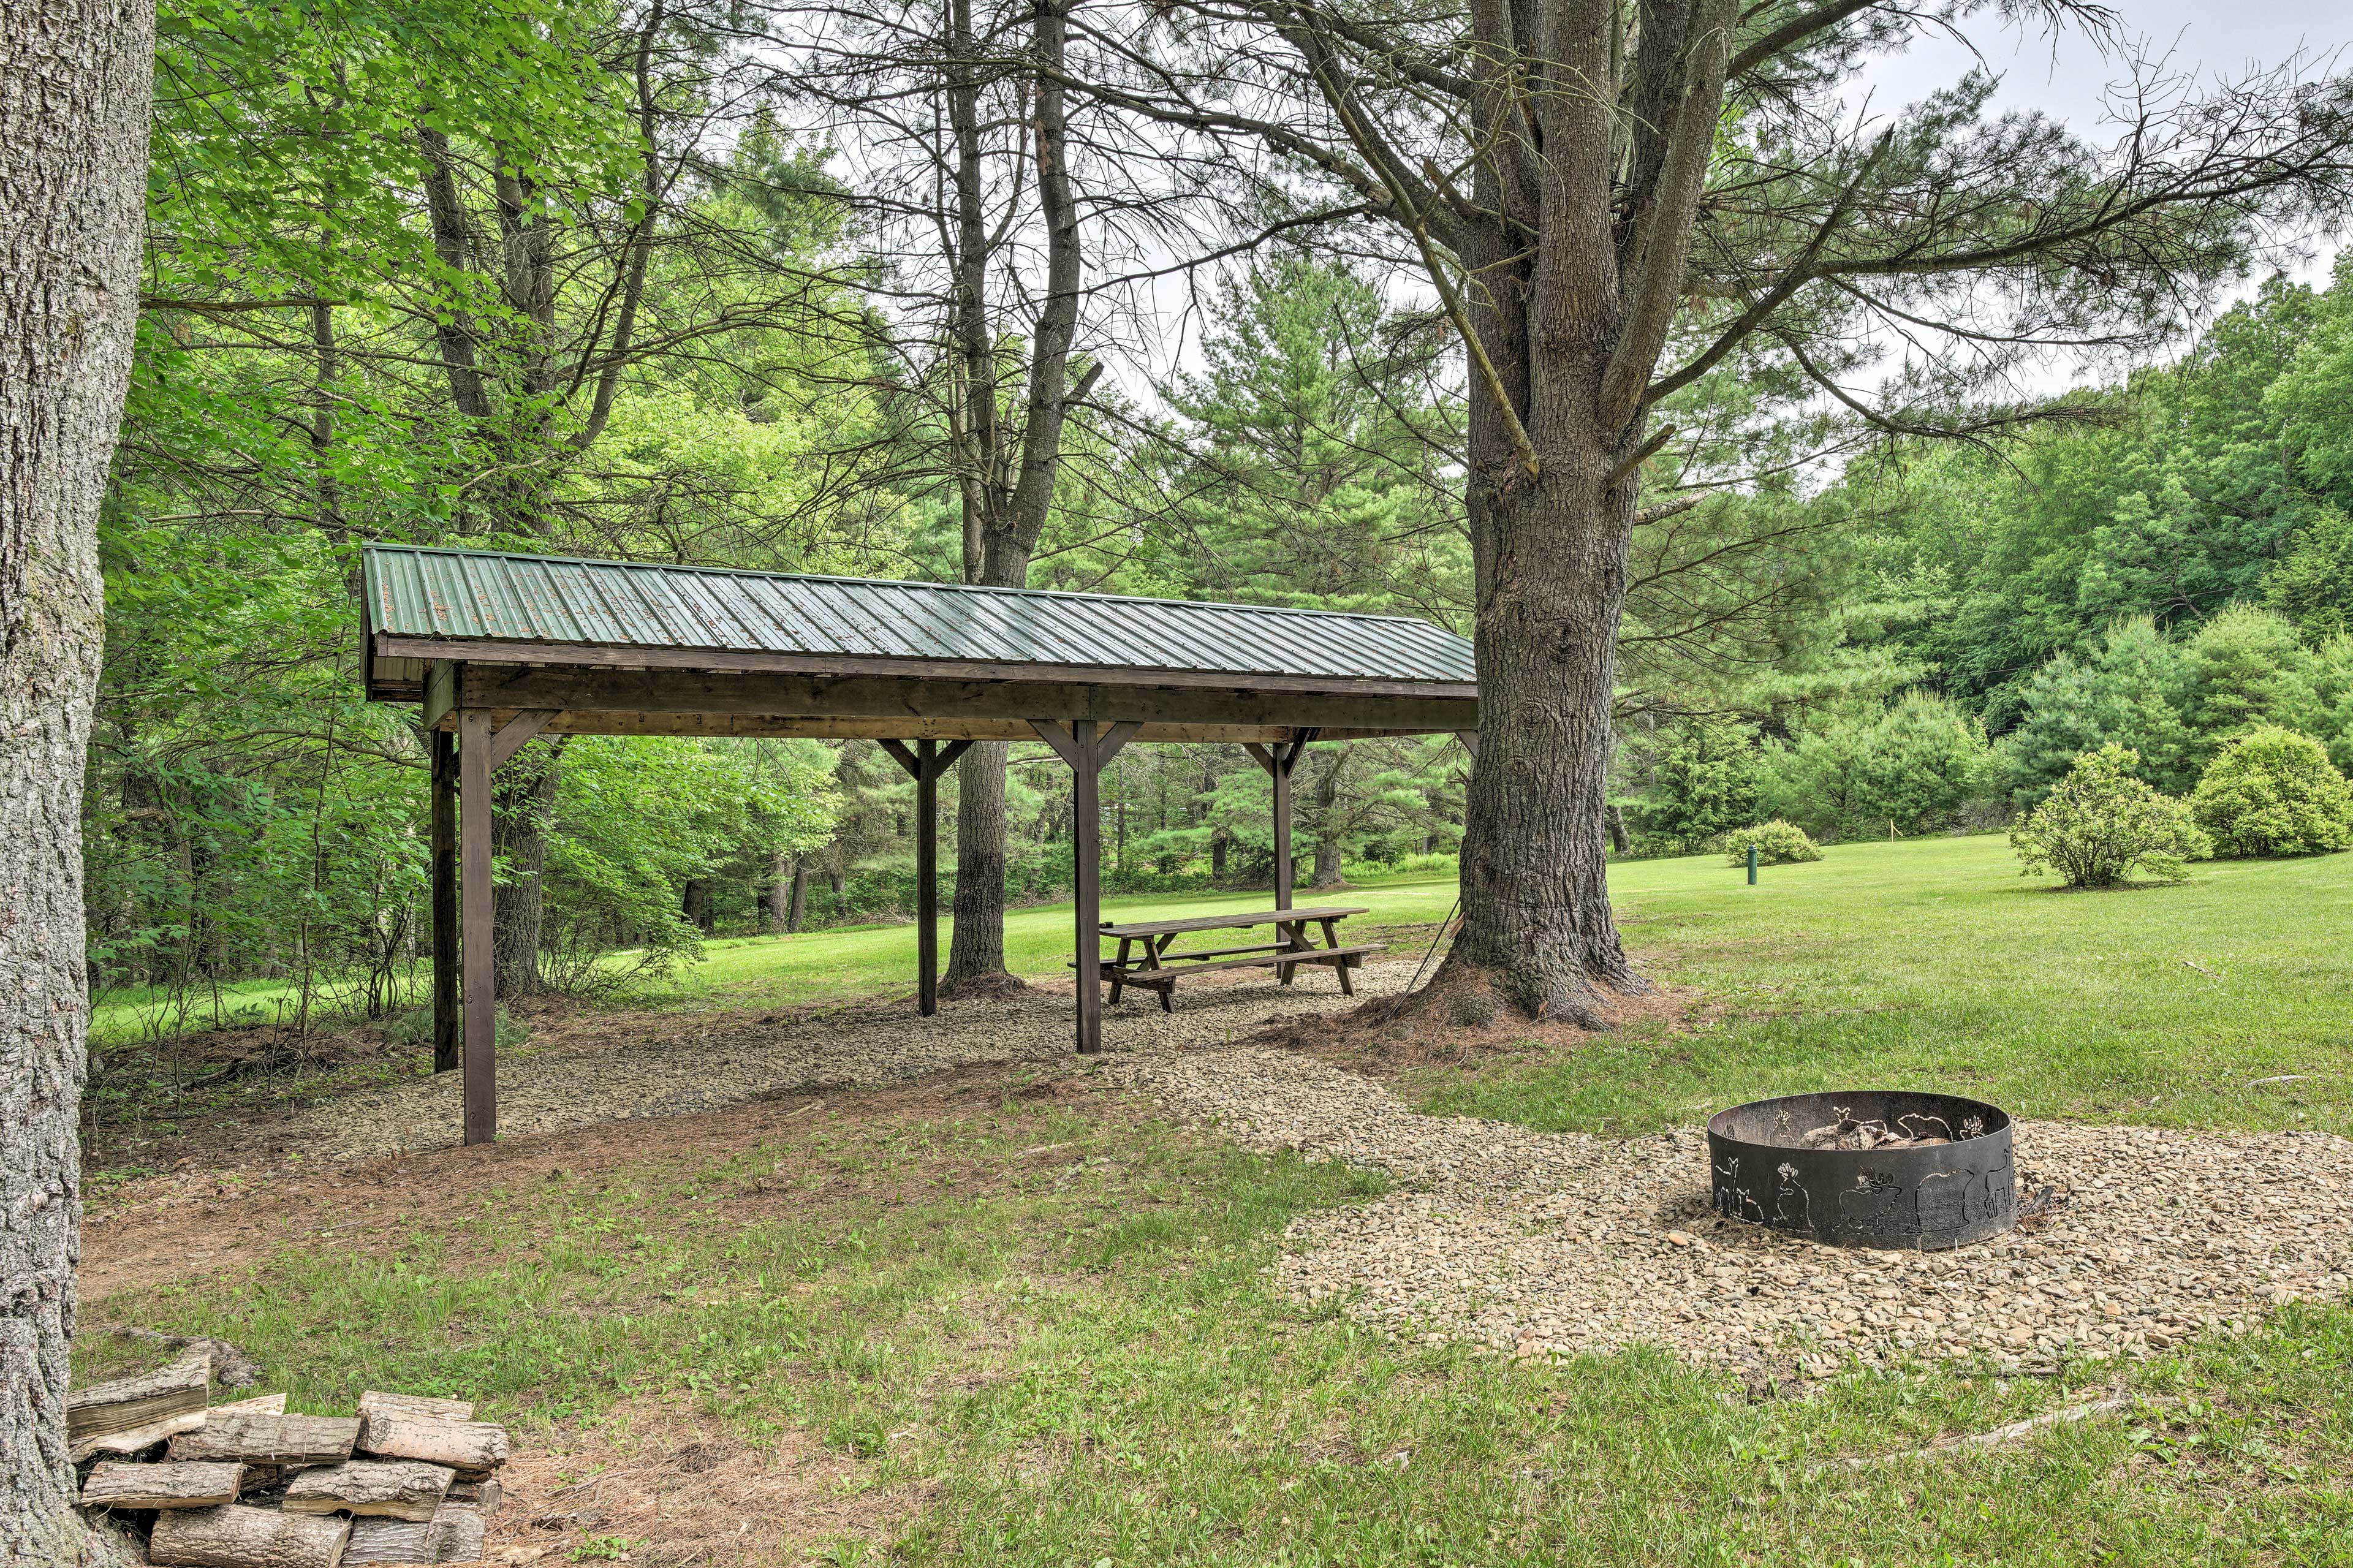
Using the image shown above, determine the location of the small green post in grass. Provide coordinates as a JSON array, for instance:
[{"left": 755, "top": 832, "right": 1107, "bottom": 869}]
[{"left": 1747, "top": 844, "right": 1758, "bottom": 885}]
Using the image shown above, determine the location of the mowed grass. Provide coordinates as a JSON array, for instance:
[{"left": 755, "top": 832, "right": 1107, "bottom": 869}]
[
  {"left": 1427, "top": 833, "right": 2353, "bottom": 1137},
  {"left": 91, "top": 1094, "right": 2353, "bottom": 1565},
  {"left": 81, "top": 833, "right": 2353, "bottom": 1563}
]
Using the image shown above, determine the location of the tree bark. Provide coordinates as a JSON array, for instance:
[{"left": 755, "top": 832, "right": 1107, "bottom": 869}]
[
  {"left": 787, "top": 855, "right": 807, "bottom": 932},
  {"left": 941, "top": 0, "right": 1093, "bottom": 994},
  {"left": 1309, "top": 747, "right": 1347, "bottom": 887},
  {"left": 765, "top": 850, "right": 795, "bottom": 933},
  {"left": 489, "top": 744, "right": 561, "bottom": 996},
  {"left": 1, "top": 0, "right": 154, "bottom": 1555}
]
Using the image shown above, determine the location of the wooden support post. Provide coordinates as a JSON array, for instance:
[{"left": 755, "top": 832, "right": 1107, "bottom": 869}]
[
  {"left": 1245, "top": 730, "right": 1316, "bottom": 914},
  {"left": 1071, "top": 720, "right": 1102, "bottom": 1054},
  {"left": 429, "top": 729, "right": 459, "bottom": 1074},
  {"left": 458, "top": 708, "right": 496, "bottom": 1145},
  {"left": 1031, "top": 721, "right": 1133, "bottom": 1055},
  {"left": 880, "top": 738, "right": 971, "bottom": 1016},
  {"left": 915, "top": 738, "right": 938, "bottom": 1016},
  {"left": 1271, "top": 749, "right": 1293, "bottom": 913}
]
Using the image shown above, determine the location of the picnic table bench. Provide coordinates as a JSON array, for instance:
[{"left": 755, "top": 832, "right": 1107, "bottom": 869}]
[{"left": 1080, "top": 905, "right": 1379, "bottom": 1011}]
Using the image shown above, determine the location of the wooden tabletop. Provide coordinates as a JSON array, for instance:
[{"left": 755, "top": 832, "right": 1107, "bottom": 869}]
[{"left": 1098, "top": 906, "right": 1368, "bottom": 939}]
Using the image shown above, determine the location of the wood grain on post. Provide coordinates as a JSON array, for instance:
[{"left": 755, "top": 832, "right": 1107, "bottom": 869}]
[
  {"left": 355, "top": 1411, "right": 507, "bottom": 1477},
  {"left": 67, "top": 1347, "right": 213, "bottom": 1460},
  {"left": 459, "top": 706, "right": 496, "bottom": 1144},
  {"left": 168, "top": 1413, "right": 361, "bottom": 1468},
  {"left": 341, "top": 1504, "right": 486, "bottom": 1566},
  {"left": 149, "top": 1504, "right": 351, "bottom": 1568},
  {"left": 80, "top": 1461, "right": 246, "bottom": 1510},
  {"left": 282, "top": 1460, "right": 455, "bottom": 1521}
]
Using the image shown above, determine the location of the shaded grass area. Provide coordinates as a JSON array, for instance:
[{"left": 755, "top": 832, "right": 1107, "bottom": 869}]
[
  {"left": 84, "top": 1091, "right": 2353, "bottom": 1564},
  {"left": 1424, "top": 835, "right": 2353, "bottom": 1138}
]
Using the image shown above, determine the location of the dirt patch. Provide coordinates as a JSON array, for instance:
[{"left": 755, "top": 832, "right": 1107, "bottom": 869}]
[
  {"left": 487, "top": 1396, "right": 931, "bottom": 1567},
  {"left": 80, "top": 1062, "right": 1115, "bottom": 1305}
]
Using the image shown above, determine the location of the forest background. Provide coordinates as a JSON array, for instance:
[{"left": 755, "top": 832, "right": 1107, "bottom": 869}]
[{"left": 98, "top": 0, "right": 2353, "bottom": 1051}]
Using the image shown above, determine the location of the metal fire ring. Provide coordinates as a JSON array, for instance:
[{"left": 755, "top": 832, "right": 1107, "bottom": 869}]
[{"left": 1707, "top": 1090, "right": 2017, "bottom": 1251}]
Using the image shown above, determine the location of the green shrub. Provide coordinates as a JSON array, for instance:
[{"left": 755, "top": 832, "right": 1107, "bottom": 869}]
[
  {"left": 2009, "top": 744, "right": 2211, "bottom": 888},
  {"left": 1723, "top": 820, "right": 1822, "bottom": 866},
  {"left": 386, "top": 1005, "right": 528, "bottom": 1051},
  {"left": 2188, "top": 725, "right": 2353, "bottom": 856}
]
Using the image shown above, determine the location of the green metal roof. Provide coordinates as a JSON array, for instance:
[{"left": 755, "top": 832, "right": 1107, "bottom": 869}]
[{"left": 363, "top": 545, "right": 1476, "bottom": 685}]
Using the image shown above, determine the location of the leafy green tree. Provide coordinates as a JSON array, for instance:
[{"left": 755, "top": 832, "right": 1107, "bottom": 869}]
[
  {"left": 1998, "top": 618, "right": 2199, "bottom": 801},
  {"left": 1629, "top": 721, "right": 1761, "bottom": 852},
  {"left": 2188, "top": 727, "right": 2353, "bottom": 857},
  {"left": 2010, "top": 746, "right": 2211, "bottom": 889},
  {"left": 2264, "top": 507, "right": 2353, "bottom": 645},
  {"left": 1162, "top": 256, "right": 1467, "bottom": 617},
  {"left": 2183, "top": 604, "right": 2328, "bottom": 748},
  {"left": 1760, "top": 692, "right": 1991, "bottom": 838}
]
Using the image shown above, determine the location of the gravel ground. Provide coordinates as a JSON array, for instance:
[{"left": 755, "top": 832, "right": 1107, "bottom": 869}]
[
  {"left": 1104, "top": 1047, "right": 2353, "bottom": 1377},
  {"left": 287, "top": 964, "right": 1411, "bottom": 1159}
]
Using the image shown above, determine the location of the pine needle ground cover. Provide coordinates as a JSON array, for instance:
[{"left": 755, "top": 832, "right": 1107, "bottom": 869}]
[{"left": 79, "top": 835, "right": 2353, "bottom": 1565}]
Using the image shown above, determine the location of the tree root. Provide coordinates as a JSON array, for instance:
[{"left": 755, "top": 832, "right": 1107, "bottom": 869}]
[{"left": 937, "top": 969, "right": 1030, "bottom": 1002}]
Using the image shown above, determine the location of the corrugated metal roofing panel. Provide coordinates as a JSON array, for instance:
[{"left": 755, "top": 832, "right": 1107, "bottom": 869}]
[{"left": 363, "top": 545, "right": 1476, "bottom": 685}]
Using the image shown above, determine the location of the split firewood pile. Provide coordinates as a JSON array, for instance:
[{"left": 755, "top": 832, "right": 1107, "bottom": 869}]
[
  {"left": 69, "top": 1347, "right": 507, "bottom": 1566},
  {"left": 1796, "top": 1113, "right": 1987, "bottom": 1152}
]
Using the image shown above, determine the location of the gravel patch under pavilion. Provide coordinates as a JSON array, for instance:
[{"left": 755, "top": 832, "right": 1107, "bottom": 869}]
[
  {"left": 290, "top": 962, "right": 1417, "bottom": 1160},
  {"left": 1104, "top": 1047, "right": 2353, "bottom": 1377}
]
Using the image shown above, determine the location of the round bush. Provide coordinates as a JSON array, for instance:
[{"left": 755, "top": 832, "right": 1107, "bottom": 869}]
[
  {"left": 2010, "top": 744, "right": 2211, "bottom": 888},
  {"left": 2189, "top": 726, "right": 2353, "bottom": 857},
  {"left": 1723, "top": 820, "right": 1822, "bottom": 866}
]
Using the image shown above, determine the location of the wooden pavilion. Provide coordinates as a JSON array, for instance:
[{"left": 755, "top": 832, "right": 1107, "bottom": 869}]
[{"left": 358, "top": 545, "right": 1479, "bottom": 1145}]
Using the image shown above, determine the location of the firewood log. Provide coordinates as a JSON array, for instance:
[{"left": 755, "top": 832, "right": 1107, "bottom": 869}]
[
  {"left": 169, "top": 1413, "right": 360, "bottom": 1468},
  {"left": 444, "top": 1479, "right": 500, "bottom": 1518},
  {"left": 282, "top": 1461, "right": 454, "bottom": 1521},
  {"left": 149, "top": 1504, "right": 350, "bottom": 1568},
  {"left": 68, "top": 1348, "right": 213, "bottom": 1460},
  {"left": 80, "top": 1461, "right": 246, "bottom": 1510},
  {"left": 212, "top": 1393, "right": 289, "bottom": 1415},
  {"left": 339, "top": 1506, "right": 486, "bottom": 1566},
  {"left": 354, "top": 1411, "right": 506, "bottom": 1477},
  {"left": 356, "top": 1392, "right": 474, "bottom": 1423}
]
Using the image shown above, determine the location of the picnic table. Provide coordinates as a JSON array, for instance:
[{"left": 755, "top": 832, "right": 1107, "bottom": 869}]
[{"left": 1085, "top": 905, "right": 1379, "bottom": 1011}]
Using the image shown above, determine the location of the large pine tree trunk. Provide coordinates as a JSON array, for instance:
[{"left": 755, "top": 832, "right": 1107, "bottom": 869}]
[
  {"left": 1, "top": 0, "right": 156, "bottom": 1555},
  {"left": 1442, "top": 425, "right": 1650, "bottom": 1025}
]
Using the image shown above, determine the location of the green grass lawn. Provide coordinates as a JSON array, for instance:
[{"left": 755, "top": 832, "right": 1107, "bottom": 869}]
[{"left": 81, "top": 834, "right": 2353, "bottom": 1564}]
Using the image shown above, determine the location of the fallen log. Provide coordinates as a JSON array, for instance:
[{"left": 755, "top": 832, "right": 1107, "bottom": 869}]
[
  {"left": 213, "top": 1394, "right": 289, "bottom": 1416},
  {"left": 68, "top": 1348, "right": 213, "bottom": 1461},
  {"left": 80, "top": 1461, "right": 246, "bottom": 1510},
  {"left": 149, "top": 1504, "right": 350, "bottom": 1568},
  {"left": 357, "top": 1392, "right": 473, "bottom": 1423},
  {"left": 355, "top": 1411, "right": 506, "bottom": 1477},
  {"left": 339, "top": 1504, "right": 485, "bottom": 1566},
  {"left": 282, "top": 1461, "right": 454, "bottom": 1522},
  {"left": 170, "top": 1413, "right": 361, "bottom": 1469}
]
